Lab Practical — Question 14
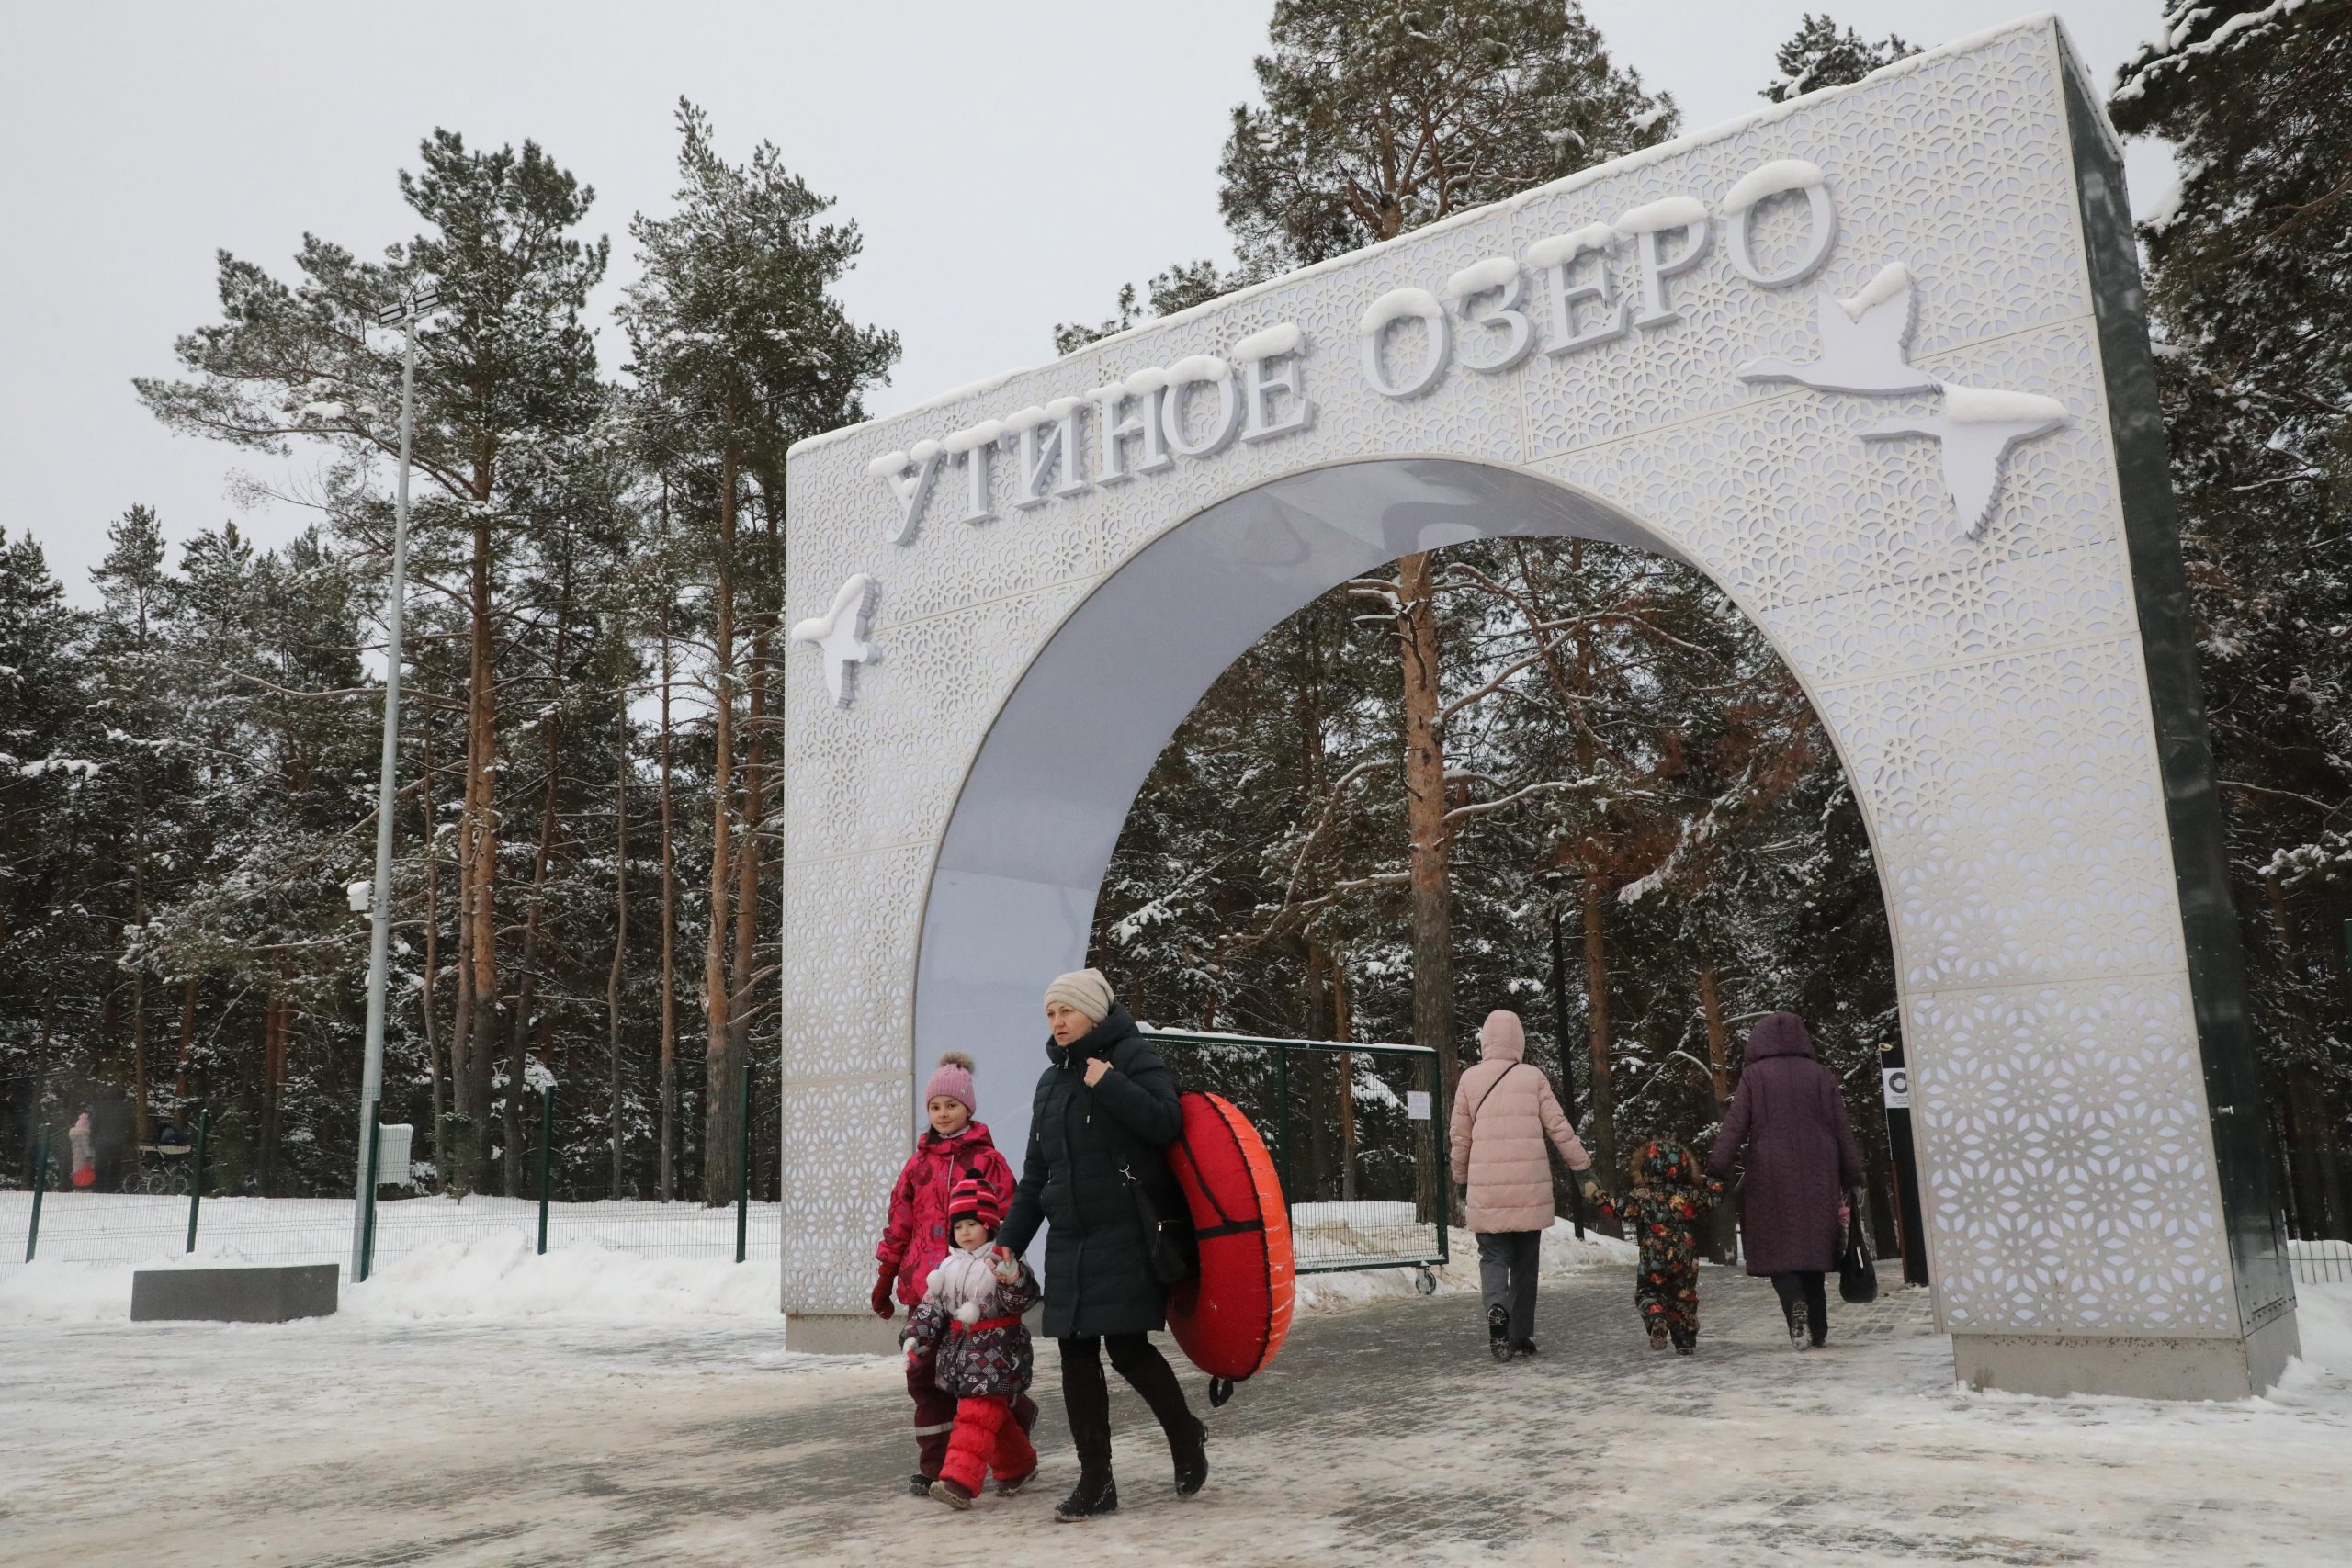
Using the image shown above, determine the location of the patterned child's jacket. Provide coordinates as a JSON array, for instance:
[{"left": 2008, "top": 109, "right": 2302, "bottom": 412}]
[
  {"left": 901, "top": 1245, "right": 1040, "bottom": 1401},
  {"left": 1599, "top": 1140, "right": 1724, "bottom": 1278},
  {"left": 876, "top": 1122, "right": 1016, "bottom": 1308}
]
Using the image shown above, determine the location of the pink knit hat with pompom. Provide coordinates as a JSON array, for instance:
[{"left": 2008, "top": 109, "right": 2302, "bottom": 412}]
[{"left": 925, "top": 1050, "right": 976, "bottom": 1116}]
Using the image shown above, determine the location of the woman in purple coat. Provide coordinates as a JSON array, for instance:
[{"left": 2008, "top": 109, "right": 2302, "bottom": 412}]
[{"left": 1705, "top": 1012, "right": 1865, "bottom": 1349}]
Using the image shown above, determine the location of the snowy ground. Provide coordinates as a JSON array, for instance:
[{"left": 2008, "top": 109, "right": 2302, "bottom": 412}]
[{"left": 5, "top": 1229, "right": 2348, "bottom": 1567}]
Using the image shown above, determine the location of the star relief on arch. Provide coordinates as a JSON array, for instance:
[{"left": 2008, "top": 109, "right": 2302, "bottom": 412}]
[
  {"left": 791, "top": 573, "right": 876, "bottom": 708},
  {"left": 1736, "top": 262, "right": 2069, "bottom": 539}
]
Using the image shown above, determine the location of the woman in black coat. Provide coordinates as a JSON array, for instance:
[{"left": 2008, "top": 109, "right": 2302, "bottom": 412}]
[{"left": 996, "top": 968, "right": 1206, "bottom": 1522}]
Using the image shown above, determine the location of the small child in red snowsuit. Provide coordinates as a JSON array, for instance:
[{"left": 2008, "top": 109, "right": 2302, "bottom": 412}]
[
  {"left": 901, "top": 1175, "right": 1041, "bottom": 1508},
  {"left": 874, "top": 1051, "right": 1029, "bottom": 1494}
]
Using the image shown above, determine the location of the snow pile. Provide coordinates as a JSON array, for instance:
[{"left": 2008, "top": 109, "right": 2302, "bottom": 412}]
[
  {"left": 2278, "top": 1276, "right": 2352, "bottom": 1390},
  {"left": 1939, "top": 383, "right": 2070, "bottom": 424},
  {"left": 1613, "top": 195, "right": 1707, "bottom": 237},
  {"left": 346, "top": 1233, "right": 777, "bottom": 1324},
  {"left": 1722, "top": 158, "right": 1826, "bottom": 213},
  {"left": 1230, "top": 321, "right": 1302, "bottom": 362},
  {"left": 1524, "top": 221, "right": 1619, "bottom": 270},
  {"left": 1357, "top": 287, "right": 1443, "bottom": 333},
  {"left": 0, "top": 1233, "right": 781, "bottom": 1326}
]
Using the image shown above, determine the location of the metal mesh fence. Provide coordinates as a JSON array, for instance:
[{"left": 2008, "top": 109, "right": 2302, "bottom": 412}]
[
  {"left": 3, "top": 1072, "right": 777, "bottom": 1280},
  {"left": 1146, "top": 1030, "right": 1450, "bottom": 1278},
  {"left": 2290, "top": 1238, "right": 2352, "bottom": 1286}
]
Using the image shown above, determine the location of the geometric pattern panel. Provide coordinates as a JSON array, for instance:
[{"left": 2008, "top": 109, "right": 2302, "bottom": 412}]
[
  {"left": 1909, "top": 977, "right": 2233, "bottom": 1335},
  {"left": 777, "top": 17, "right": 2264, "bottom": 1347},
  {"left": 1814, "top": 639, "right": 2187, "bottom": 993}
]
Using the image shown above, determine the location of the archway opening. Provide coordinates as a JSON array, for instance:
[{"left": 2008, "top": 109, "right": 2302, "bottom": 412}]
[{"left": 913, "top": 457, "right": 1908, "bottom": 1259}]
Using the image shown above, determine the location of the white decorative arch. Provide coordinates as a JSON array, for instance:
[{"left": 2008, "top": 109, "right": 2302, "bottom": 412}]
[{"left": 778, "top": 17, "right": 2295, "bottom": 1398}]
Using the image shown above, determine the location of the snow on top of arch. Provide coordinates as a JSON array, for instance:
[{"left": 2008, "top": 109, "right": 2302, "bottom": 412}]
[
  {"left": 1614, "top": 196, "right": 1708, "bottom": 237},
  {"left": 1523, "top": 222, "right": 1618, "bottom": 270},
  {"left": 1721, "top": 159, "right": 1826, "bottom": 214},
  {"left": 941, "top": 419, "right": 1002, "bottom": 455},
  {"left": 1166, "top": 354, "right": 1229, "bottom": 384},
  {"left": 865, "top": 451, "right": 909, "bottom": 479},
  {"left": 1231, "top": 322, "right": 1302, "bottom": 362},
  {"left": 1442, "top": 257, "right": 1520, "bottom": 300},
  {"left": 1358, "top": 288, "right": 1444, "bottom": 333}
]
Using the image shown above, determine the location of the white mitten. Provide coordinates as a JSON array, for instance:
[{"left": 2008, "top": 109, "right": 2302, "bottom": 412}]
[{"left": 992, "top": 1248, "right": 1023, "bottom": 1284}]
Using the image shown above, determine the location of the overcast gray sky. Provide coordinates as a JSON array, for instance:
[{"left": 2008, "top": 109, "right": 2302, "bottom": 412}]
[{"left": 0, "top": 2, "right": 2173, "bottom": 602}]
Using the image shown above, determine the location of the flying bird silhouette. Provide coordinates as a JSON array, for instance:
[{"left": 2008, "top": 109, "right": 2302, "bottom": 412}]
[
  {"left": 790, "top": 574, "right": 876, "bottom": 706},
  {"left": 1862, "top": 385, "right": 2069, "bottom": 538},
  {"left": 1737, "top": 263, "right": 1939, "bottom": 396}
]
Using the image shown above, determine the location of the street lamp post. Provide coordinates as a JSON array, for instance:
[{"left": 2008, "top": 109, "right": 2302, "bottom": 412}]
[{"left": 350, "top": 285, "right": 437, "bottom": 1276}]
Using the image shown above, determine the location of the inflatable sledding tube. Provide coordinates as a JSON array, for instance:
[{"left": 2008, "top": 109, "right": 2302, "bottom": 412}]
[{"left": 1165, "top": 1091, "right": 1294, "bottom": 1403}]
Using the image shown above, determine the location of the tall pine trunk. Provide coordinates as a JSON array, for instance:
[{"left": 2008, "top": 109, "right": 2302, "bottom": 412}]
[
  {"left": 658, "top": 613, "right": 678, "bottom": 1201},
  {"left": 456, "top": 513, "right": 502, "bottom": 1191},
  {"left": 608, "top": 705, "right": 629, "bottom": 1200},
  {"left": 1698, "top": 961, "right": 1736, "bottom": 1262},
  {"left": 1396, "top": 552, "right": 1454, "bottom": 1224},
  {"left": 420, "top": 724, "right": 444, "bottom": 1168},
  {"left": 703, "top": 447, "right": 741, "bottom": 1206},
  {"left": 1582, "top": 874, "right": 1617, "bottom": 1214},
  {"left": 504, "top": 588, "right": 571, "bottom": 1197}
]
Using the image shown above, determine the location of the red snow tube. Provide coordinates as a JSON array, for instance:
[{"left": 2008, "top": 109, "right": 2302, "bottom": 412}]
[{"left": 1165, "top": 1091, "right": 1294, "bottom": 1404}]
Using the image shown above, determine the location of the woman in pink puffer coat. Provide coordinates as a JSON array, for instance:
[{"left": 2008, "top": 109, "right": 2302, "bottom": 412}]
[{"left": 1449, "top": 1010, "right": 1597, "bottom": 1360}]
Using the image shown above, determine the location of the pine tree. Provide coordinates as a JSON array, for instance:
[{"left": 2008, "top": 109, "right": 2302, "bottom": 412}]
[
  {"left": 2112, "top": 0, "right": 2352, "bottom": 1238},
  {"left": 1758, "top": 14, "right": 1918, "bottom": 102},
  {"left": 0, "top": 530, "right": 92, "bottom": 1172},
  {"left": 139, "top": 130, "right": 612, "bottom": 1192},
  {"left": 620, "top": 100, "right": 898, "bottom": 1202},
  {"left": 1211, "top": 0, "right": 1675, "bottom": 1093}
]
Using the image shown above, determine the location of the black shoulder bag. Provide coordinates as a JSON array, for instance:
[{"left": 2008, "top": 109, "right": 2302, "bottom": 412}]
[
  {"left": 1100, "top": 1049, "right": 1198, "bottom": 1286},
  {"left": 1838, "top": 1190, "right": 1879, "bottom": 1304}
]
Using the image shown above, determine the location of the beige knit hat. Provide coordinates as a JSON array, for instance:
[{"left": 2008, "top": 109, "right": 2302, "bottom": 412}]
[{"left": 1042, "top": 967, "right": 1115, "bottom": 1023}]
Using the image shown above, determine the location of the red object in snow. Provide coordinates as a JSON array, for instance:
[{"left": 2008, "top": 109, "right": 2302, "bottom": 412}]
[
  {"left": 71, "top": 1167, "right": 96, "bottom": 1189},
  {"left": 1165, "top": 1091, "right": 1293, "bottom": 1396}
]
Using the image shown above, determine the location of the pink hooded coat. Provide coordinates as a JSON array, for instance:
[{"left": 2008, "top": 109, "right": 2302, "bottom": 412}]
[{"left": 1449, "top": 1010, "right": 1592, "bottom": 1233}]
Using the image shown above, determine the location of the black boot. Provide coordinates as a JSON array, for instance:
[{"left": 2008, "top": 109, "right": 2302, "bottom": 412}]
[
  {"left": 1511, "top": 1338, "right": 1540, "bottom": 1357},
  {"left": 1787, "top": 1297, "right": 1811, "bottom": 1350},
  {"left": 1056, "top": 1472, "right": 1119, "bottom": 1522},
  {"left": 1170, "top": 1414, "right": 1208, "bottom": 1497},
  {"left": 1487, "top": 1303, "right": 1512, "bottom": 1360},
  {"left": 1105, "top": 1335, "right": 1208, "bottom": 1497}
]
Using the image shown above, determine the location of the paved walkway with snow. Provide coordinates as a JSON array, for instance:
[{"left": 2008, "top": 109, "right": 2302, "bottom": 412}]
[{"left": 6, "top": 1263, "right": 2349, "bottom": 1566}]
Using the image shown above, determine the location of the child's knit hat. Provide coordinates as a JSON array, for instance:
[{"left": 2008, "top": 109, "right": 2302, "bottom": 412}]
[
  {"left": 925, "top": 1050, "right": 976, "bottom": 1117},
  {"left": 947, "top": 1170, "right": 1001, "bottom": 1235}
]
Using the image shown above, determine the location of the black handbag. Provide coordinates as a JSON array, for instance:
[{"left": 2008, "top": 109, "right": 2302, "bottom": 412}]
[
  {"left": 1838, "top": 1191, "right": 1879, "bottom": 1304},
  {"left": 1124, "top": 1161, "right": 1199, "bottom": 1286}
]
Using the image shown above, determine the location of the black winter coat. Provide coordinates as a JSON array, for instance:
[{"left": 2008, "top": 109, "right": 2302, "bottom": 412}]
[{"left": 996, "top": 1002, "right": 1185, "bottom": 1338}]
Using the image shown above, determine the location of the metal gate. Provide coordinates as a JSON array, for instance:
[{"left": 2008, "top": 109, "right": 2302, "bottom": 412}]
[{"left": 1145, "top": 1030, "right": 1449, "bottom": 1287}]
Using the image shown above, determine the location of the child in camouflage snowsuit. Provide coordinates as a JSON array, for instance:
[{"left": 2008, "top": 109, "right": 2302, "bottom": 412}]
[{"left": 1598, "top": 1140, "right": 1724, "bottom": 1355}]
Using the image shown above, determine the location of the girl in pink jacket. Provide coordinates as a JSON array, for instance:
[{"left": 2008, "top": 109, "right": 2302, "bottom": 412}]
[
  {"left": 1449, "top": 1010, "right": 1598, "bottom": 1360},
  {"left": 872, "top": 1051, "right": 1027, "bottom": 1493}
]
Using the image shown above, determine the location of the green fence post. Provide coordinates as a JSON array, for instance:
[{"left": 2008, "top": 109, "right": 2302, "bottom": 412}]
[
  {"left": 735, "top": 1063, "right": 752, "bottom": 1264},
  {"left": 185, "top": 1111, "right": 209, "bottom": 1254},
  {"left": 1432, "top": 1059, "right": 1451, "bottom": 1269},
  {"left": 537, "top": 1082, "right": 555, "bottom": 1257},
  {"left": 1273, "top": 1043, "right": 1294, "bottom": 1214},
  {"left": 359, "top": 1111, "right": 382, "bottom": 1282},
  {"left": 24, "top": 1129, "right": 49, "bottom": 1263}
]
